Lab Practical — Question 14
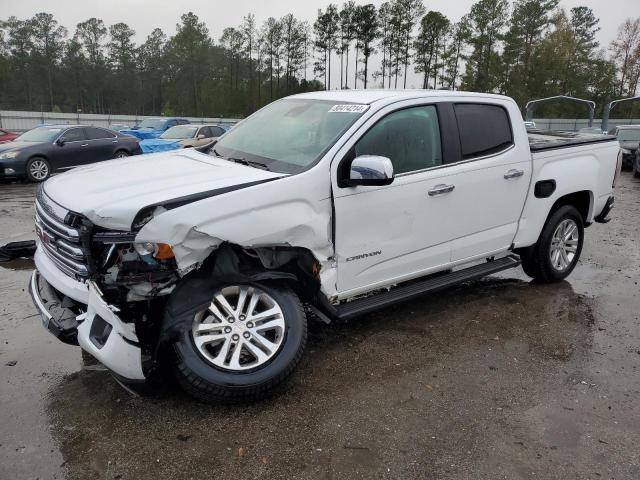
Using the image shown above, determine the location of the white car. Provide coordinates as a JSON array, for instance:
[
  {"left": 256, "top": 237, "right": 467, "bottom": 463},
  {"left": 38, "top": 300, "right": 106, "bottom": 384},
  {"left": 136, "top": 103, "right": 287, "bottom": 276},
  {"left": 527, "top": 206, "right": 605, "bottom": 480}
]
[{"left": 30, "top": 90, "right": 621, "bottom": 402}]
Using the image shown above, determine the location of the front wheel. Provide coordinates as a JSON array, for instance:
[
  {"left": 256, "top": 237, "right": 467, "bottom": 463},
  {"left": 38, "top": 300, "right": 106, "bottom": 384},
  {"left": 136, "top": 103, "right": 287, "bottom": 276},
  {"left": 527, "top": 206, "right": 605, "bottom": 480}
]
[
  {"left": 520, "top": 205, "right": 584, "bottom": 283},
  {"left": 171, "top": 282, "right": 307, "bottom": 403},
  {"left": 26, "top": 157, "right": 51, "bottom": 182},
  {"left": 113, "top": 150, "right": 129, "bottom": 159}
]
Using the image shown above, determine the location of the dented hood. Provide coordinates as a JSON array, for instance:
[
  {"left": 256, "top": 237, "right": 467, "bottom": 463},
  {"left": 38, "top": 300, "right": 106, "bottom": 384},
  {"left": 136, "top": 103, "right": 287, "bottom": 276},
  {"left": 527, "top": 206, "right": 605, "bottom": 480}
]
[{"left": 43, "top": 149, "right": 283, "bottom": 230}]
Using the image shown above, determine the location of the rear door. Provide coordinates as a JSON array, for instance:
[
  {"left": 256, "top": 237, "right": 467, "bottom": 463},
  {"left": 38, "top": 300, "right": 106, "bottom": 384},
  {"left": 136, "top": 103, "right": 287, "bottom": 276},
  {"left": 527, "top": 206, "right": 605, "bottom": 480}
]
[
  {"left": 444, "top": 103, "right": 531, "bottom": 262},
  {"left": 84, "top": 127, "right": 118, "bottom": 162}
]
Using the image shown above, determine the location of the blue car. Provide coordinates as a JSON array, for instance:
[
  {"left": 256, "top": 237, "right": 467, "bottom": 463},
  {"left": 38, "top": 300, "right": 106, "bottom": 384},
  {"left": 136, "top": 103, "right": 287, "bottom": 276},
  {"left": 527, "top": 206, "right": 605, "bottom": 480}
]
[{"left": 119, "top": 117, "right": 190, "bottom": 140}]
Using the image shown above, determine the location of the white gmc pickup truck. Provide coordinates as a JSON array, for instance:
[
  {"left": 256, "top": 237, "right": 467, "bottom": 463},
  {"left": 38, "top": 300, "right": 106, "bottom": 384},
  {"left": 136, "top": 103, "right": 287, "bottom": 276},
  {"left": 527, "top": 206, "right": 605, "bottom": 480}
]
[{"left": 29, "top": 91, "right": 621, "bottom": 402}]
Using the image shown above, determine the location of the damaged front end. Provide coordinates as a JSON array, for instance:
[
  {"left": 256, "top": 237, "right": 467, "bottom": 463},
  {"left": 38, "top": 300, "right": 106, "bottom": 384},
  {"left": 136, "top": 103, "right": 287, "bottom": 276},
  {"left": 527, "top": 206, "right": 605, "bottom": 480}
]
[{"left": 31, "top": 188, "right": 181, "bottom": 383}]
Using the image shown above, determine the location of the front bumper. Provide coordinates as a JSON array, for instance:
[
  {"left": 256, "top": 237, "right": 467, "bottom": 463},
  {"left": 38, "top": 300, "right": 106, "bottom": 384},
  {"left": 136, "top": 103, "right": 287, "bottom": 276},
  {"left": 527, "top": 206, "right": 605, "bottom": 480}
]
[{"left": 29, "top": 266, "right": 146, "bottom": 382}]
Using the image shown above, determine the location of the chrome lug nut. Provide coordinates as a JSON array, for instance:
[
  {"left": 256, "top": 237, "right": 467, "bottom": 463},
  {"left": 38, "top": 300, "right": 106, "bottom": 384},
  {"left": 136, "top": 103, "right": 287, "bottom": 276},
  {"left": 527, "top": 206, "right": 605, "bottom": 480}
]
[
  {"left": 232, "top": 334, "right": 240, "bottom": 341},
  {"left": 243, "top": 332, "right": 251, "bottom": 339},
  {"left": 224, "top": 326, "right": 232, "bottom": 334},
  {"left": 246, "top": 321, "right": 254, "bottom": 328},
  {"left": 239, "top": 314, "right": 246, "bottom": 321}
]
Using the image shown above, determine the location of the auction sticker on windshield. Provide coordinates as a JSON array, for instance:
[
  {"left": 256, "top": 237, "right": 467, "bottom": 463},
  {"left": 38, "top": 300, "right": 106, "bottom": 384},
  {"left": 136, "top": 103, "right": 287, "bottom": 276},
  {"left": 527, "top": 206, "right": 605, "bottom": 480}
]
[{"left": 329, "top": 104, "right": 369, "bottom": 113}]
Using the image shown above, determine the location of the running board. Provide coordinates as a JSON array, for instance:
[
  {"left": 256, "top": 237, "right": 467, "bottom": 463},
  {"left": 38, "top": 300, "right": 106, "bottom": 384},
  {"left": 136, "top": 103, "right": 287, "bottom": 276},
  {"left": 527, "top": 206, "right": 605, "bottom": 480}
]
[{"left": 334, "top": 255, "right": 521, "bottom": 320}]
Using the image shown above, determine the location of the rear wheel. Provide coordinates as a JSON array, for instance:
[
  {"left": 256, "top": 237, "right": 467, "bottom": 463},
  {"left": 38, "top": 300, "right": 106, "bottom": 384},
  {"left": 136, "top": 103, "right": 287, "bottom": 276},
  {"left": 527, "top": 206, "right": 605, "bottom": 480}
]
[
  {"left": 114, "top": 150, "right": 129, "bottom": 159},
  {"left": 520, "top": 205, "right": 584, "bottom": 283},
  {"left": 171, "top": 282, "right": 307, "bottom": 403},
  {"left": 25, "top": 157, "right": 51, "bottom": 182}
]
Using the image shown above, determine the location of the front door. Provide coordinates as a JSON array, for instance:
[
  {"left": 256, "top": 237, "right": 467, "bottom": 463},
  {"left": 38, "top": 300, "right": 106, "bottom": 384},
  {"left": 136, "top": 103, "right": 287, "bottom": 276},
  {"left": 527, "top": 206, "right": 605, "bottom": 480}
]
[
  {"left": 51, "top": 127, "right": 88, "bottom": 170},
  {"left": 333, "top": 103, "right": 455, "bottom": 297}
]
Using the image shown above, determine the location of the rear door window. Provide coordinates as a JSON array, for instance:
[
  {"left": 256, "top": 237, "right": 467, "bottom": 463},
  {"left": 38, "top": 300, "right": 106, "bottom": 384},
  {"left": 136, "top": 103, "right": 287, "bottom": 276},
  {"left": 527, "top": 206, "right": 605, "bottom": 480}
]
[
  {"left": 454, "top": 104, "right": 513, "bottom": 160},
  {"left": 86, "top": 127, "right": 116, "bottom": 140},
  {"left": 211, "top": 126, "right": 225, "bottom": 137}
]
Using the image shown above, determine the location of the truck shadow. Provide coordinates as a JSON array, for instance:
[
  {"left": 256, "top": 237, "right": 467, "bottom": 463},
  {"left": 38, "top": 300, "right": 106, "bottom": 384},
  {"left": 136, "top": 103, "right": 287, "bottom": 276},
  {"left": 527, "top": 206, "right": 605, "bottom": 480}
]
[{"left": 44, "top": 276, "right": 596, "bottom": 479}]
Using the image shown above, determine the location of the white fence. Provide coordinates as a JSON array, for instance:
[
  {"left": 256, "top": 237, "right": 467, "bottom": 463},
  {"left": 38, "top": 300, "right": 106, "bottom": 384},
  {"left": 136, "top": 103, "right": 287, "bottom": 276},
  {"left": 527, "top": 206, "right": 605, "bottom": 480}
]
[
  {"left": 532, "top": 118, "right": 640, "bottom": 132},
  {"left": 0, "top": 110, "right": 242, "bottom": 132},
  {"left": 1, "top": 110, "right": 639, "bottom": 134}
]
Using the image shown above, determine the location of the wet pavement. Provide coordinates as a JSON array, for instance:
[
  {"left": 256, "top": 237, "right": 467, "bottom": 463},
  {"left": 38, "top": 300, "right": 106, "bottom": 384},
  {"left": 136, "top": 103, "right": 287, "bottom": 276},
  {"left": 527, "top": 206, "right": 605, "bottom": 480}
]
[{"left": 1, "top": 175, "right": 639, "bottom": 480}]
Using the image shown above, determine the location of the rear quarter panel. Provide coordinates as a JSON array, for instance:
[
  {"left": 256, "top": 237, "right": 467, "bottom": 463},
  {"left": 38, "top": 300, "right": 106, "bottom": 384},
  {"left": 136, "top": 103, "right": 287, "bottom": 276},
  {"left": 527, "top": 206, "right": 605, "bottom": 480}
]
[{"left": 513, "top": 141, "right": 619, "bottom": 248}]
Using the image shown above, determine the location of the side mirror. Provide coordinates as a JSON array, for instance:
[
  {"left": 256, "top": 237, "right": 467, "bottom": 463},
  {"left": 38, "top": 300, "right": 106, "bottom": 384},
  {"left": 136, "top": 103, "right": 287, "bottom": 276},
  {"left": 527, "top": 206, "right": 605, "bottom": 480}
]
[
  {"left": 56, "top": 138, "right": 65, "bottom": 146},
  {"left": 344, "top": 155, "right": 394, "bottom": 187}
]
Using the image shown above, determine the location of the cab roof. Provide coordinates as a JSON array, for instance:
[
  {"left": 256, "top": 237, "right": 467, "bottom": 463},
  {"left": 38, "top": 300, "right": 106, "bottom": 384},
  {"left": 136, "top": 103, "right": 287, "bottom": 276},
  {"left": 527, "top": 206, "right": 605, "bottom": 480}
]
[{"left": 289, "top": 89, "right": 512, "bottom": 105}]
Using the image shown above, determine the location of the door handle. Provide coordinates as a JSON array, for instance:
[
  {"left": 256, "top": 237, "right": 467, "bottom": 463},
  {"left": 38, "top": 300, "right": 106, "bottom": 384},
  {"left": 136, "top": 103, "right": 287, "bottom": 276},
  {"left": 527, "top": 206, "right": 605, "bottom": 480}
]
[
  {"left": 80, "top": 143, "right": 89, "bottom": 147},
  {"left": 428, "top": 184, "right": 455, "bottom": 196},
  {"left": 504, "top": 169, "right": 524, "bottom": 179}
]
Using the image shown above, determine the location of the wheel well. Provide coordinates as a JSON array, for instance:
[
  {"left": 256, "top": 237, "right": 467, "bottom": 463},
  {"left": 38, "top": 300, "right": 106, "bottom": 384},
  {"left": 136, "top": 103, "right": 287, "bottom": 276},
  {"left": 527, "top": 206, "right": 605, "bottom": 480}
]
[
  {"left": 27, "top": 154, "right": 49, "bottom": 163},
  {"left": 549, "top": 191, "right": 592, "bottom": 224},
  {"left": 193, "top": 243, "right": 322, "bottom": 302}
]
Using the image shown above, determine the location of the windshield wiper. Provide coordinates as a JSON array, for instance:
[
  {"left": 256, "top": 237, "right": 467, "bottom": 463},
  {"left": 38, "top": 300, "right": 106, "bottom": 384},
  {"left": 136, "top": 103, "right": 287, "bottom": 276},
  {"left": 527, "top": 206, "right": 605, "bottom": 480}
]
[
  {"left": 212, "top": 148, "right": 270, "bottom": 170},
  {"left": 229, "top": 157, "right": 270, "bottom": 170}
]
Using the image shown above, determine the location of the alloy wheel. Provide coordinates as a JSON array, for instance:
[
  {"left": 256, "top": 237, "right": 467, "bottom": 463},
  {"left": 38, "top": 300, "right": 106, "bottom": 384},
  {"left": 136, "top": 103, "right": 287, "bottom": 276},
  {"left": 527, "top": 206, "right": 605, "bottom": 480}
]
[
  {"left": 191, "top": 285, "right": 286, "bottom": 371},
  {"left": 29, "top": 160, "right": 49, "bottom": 180},
  {"left": 549, "top": 219, "right": 579, "bottom": 271}
]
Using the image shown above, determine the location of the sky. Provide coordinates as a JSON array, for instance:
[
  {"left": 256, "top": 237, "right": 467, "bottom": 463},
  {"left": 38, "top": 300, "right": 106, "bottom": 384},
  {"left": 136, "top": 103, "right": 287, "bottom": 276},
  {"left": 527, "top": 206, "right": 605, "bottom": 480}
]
[{"left": 1, "top": 0, "right": 639, "bottom": 88}]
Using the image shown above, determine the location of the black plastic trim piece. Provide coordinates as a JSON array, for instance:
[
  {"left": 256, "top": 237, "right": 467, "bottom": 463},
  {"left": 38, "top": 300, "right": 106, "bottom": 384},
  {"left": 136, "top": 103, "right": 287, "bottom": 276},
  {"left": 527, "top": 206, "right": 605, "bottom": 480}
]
[
  {"left": 335, "top": 255, "right": 521, "bottom": 320},
  {"left": 594, "top": 196, "right": 614, "bottom": 223}
]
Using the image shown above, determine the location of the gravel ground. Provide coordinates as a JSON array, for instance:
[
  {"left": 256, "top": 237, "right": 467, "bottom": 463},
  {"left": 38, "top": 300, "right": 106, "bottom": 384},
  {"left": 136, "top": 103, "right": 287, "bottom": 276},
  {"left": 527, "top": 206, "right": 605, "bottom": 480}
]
[{"left": 1, "top": 173, "right": 639, "bottom": 480}]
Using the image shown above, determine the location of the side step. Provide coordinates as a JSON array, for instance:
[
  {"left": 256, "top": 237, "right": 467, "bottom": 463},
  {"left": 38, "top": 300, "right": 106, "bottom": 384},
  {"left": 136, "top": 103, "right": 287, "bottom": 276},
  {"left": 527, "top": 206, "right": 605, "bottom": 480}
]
[{"left": 334, "top": 255, "right": 521, "bottom": 320}]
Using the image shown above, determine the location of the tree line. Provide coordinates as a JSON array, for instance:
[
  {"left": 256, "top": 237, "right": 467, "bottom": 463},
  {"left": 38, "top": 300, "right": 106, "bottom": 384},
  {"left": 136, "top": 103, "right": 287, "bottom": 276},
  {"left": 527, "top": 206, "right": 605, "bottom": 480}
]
[{"left": 1, "top": 1, "right": 639, "bottom": 119}]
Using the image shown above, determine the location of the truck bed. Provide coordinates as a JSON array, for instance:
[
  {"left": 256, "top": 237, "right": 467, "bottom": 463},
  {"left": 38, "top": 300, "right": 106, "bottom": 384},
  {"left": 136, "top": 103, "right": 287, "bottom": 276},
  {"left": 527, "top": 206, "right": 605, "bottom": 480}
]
[{"left": 528, "top": 130, "right": 617, "bottom": 152}]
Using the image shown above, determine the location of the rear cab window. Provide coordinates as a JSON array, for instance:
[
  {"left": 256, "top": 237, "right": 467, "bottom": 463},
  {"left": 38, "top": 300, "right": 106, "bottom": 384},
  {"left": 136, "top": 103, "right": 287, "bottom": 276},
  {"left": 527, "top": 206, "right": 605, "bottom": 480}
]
[{"left": 453, "top": 103, "right": 513, "bottom": 159}]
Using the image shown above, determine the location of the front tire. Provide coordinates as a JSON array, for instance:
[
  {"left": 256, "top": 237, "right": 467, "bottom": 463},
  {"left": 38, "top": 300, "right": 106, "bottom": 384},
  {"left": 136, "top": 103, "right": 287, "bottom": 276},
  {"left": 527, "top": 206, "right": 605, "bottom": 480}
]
[
  {"left": 113, "top": 150, "right": 129, "bottom": 159},
  {"left": 26, "top": 157, "right": 51, "bottom": 182},
  {"left": 170, "top": 282, "right": 307, "bottom": 403},
  {"left": 520, "top": 205, "right": 584, "bottom": 283}
]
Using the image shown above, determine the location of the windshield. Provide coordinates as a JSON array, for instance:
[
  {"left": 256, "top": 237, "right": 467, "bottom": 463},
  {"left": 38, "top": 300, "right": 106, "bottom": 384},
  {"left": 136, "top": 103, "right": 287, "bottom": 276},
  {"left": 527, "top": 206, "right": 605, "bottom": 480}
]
[
  {"left": 161, "top": 125, "right": 198, "bottom": 139},
  {"left": 213, "top": 99, "right": 367, "bottom": 173},
  {"left": 617, "top": 129, "right": 640, "bottom": 142},
  {"left": 16, "top": 127, "right": 64, "bottom": 142},
  {"left": 137, "top": 119, "right": 165, "bottom": 129}
]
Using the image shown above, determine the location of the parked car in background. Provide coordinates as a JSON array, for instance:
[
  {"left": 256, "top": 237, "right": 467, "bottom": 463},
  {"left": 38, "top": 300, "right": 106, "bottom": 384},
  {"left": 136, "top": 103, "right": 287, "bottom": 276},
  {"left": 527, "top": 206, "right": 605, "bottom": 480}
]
[
  {"left": 119, "top": 117, "right": 190, "bottom": 140},
  {"left": 29, "top": 91, "right": 621, "bottom": 402},
  {"left": 613, "top": 125, "right": 640, "bottom": 170},
  {"left": 524, "top": 121, "right": 536, "bottom": 130},
  {"left": 0, "top": 125, "right": 141, "bottom": 182},
  {"left": 0, "top": 128, "right": 19, "bottom": 143},
  {"left": 108, "top": 123, "right": 130, "bottom": 132},
  {"left": 139, "top": 124, "right": 227, "bottom": 153}
]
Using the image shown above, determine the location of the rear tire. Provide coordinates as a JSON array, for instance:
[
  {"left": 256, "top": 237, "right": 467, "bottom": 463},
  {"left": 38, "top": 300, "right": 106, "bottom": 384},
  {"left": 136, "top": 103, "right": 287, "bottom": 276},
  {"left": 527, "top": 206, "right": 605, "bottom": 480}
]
[
  {"left": 114, "top": 150, "right": 129, "bottom": 159},
  {"left": 25, "top": 157, "right": 51, "bottom": 182},
  {"left": 520, "top": 205, "right": 584, "bottom": 283},
  {"left": 170, "top": 281, "right": 307, "bottom": 403}
]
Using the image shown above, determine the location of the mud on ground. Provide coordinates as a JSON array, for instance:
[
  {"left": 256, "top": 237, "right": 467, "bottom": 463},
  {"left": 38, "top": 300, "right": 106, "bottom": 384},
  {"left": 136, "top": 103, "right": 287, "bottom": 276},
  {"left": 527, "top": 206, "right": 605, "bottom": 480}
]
[{"left": 1, "top": 175, "right": 639, "bottom": 480}]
